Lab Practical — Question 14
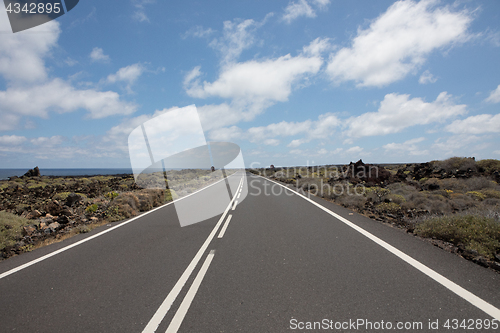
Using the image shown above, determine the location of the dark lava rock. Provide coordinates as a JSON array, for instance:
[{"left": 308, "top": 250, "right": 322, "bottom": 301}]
[
  {"left": 66, "top": 193, "right": 82, "bottom": 207},
  {"left": 24, "top": 166, "right": 41, "bottom": 177},
  {"left": 338, "top": 159, "right": 392, "bottom": 186},
  {"left": 57, "top": 215, "right": 70, "bottom": 224}
]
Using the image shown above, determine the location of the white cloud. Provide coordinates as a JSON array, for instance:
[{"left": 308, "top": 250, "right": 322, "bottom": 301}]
[
  {"left": 0, "top": 18, "right": 138, "bottom": 132},
  {"left": 445, "top": 113, "right": 500, "bottom": 134},
  {"left": 326, "top": 0, "right": 473, "bottom": 87},
  {"left": 312, "top": 0, "right": 331, "bottom": 8},
  {"left": 248, "top": 120, "right": 313, "bottom": 142},
  {"left": 432, "top": 134, "right": 480, "bottom": 156},
  {"left": 90, "top": 47, "right": 110, "bottom": 62},
  {"left": 184, "top": 49, "right": 323, "bottom": 131},
  {"left": 107, "top": 63, "right": 145, "bottom": 93},
  {"left": 197, "top": 103, "right": 253, "bottom": 132},
  {"left": 419, "top": 70, "right": 437, "bottom": 84},
  {"left": 107, "top": 64, "right": 144, "bottom": 84},
  {"left": 0, "top": 79, "right": 138, "bottom": 129},
  {"left": 208, "top": 126, "right": 243, "bottom": 142},
  {"left": 383, "top": 137, "right": 428, "bottom": 155},
  {"left": 132, "top": 0, "right": 155, "bottom": 22},
  {"left": 309, "top": 113, "right": 340, "bottom": 138},
  {"left": 30, "top": 136, "right": 65, "bottom": 146},
  {"left": 216, "top": 112, "right": 340, "bottom": 147},
  {"left": 345, "top": 92, "right": 467, "bottom": 138},
  {"left": 263, "top": 139, "right": 280, "bottom": 146},
  {"left": 346, "top": 146, "right": 363, "bottom": 154},
  {"left": 0, "top": 17, "right": 60, "bottom": 84},
  {"left": 288, "top": 139, "right": 306, "bottom": 148},
  {"left": 185, "top": 53, "right": 322, "bottom": 103},
  {"left": 485, "top": 85, "right": 500, "bottom": 103},
  {"left": 209, "top": 18, "right": 263, "bottom": 64},
  {"left": 289, "top": 149, "right": 304, "bottom": 155},
  {"left": 281, "top": 0, "right": 330, "bottom": 23},
  {"left": 282, "top": 0, "right": 316, "bottom": 23},
  {"left": 0, "top": 135, "right": 27, "bottom": 145},
  {"left": 302, "top": 37, "right": 332, "bottom": 57},
  {"left": 183, "top": 26, "right": 215, "bottom": 39}
]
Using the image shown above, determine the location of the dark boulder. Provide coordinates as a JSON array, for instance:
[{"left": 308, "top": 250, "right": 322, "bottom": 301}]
[
  {"left": 341, "top": 159, "right": 391, "bottom": 186},
  {"left": 65, "top": 193, "right": 82, "bottom": 207},
  {"left": 24, "top": 166, "right": 41, "bottom": 177}
]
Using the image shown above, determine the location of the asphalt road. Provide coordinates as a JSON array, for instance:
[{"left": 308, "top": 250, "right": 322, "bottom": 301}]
[{"left": 1, "top": 172, "right": 500, "bottom": 333}]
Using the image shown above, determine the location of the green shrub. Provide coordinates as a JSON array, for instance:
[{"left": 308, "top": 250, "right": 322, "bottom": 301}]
[
  {"left": 0, "top": 211, "right": 32, "bottom": 250},
  {"left": 53, "top": 192, "right": 71, "bottom": 201},
  {"left": 85, "top": 204, "right": 99, "bottom": 213},
  {"left": 338, "top": 195, "right": 366, "bottom": 210},
  {"left": 467, "top": 191, "right": 486, "bottom": 201},
  {"left": 433, "top": 157, "right": 477, "bottom": 173},
  {"left": 464, "top": 177, "right": 496, "bottom": 191},
  {"left": 386, "top": 193, "right": 406, "bottom": 204},
  {"left": 479, "top": 189, "right": 500, "bottom": 199},
  {"left": 415, "top": 215, "right": 500, "bottom": 259},
  {"left": 365, "top": 187, "right": 391, "bottom": 202},
  {"left": 28, "top": 183, "right": 47, "bottom": 189},
  {"left": 105, "top": 191, "right": 119, "bottom": 200},
  {"left": 375, "top": 202, "right": 401, "bottom": 214},
  {"left": 477, "top": 159, "right": 500, "bottom": 174},
  {"left": 165, "top": 189, "right": 178, "bottom": 202}
]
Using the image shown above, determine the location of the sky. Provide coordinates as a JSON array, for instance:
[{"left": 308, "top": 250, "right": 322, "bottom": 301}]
[{"left": 0, "top": 0, "right": 499, "bottom": 168}]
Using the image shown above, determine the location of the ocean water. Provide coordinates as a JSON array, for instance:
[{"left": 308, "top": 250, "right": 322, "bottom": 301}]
[{"left": 0, "top": 168, "right": 133, "bottom": 180}]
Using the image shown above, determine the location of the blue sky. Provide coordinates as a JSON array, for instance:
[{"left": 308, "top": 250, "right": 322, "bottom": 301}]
[{"left": 0, "top": 0, "right": 499, "bottom": 168}]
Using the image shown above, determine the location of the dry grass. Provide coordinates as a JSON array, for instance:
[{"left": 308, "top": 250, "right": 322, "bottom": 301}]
[{"left": 0, "top": 211, "right": 32, "bottom": 249}]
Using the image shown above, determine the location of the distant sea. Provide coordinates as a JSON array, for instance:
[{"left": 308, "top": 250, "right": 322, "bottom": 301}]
[{"left": 0, "top": 168, "right": 133, "bottom": 180}]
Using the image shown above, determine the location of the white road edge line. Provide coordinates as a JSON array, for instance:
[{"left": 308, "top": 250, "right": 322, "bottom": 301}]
[
  {"left": 141, "top": 178, "right": 243, "bottom": 333},
  {"left": 165, "top": 250, "right": 216, "bottom": 333},
  {"left": 0, "top": 172, "right": 241, "bottom": 280},
  {"left": 232, "top": 200, "right": 238, "bottom": 210},
  {"left": 259, "top": 175, "right": 500, "bottom": 321},
  {"left": 218, "top": 215, "right": 233, "bottom": 239}
]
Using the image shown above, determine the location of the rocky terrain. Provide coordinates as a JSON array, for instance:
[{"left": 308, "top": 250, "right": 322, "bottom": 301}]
[
  {"left": 253, "top": 157, "right": 500, "bottom": 272},
  {"left": 0, "top": 167, "right": 224, "bottom": 259}
]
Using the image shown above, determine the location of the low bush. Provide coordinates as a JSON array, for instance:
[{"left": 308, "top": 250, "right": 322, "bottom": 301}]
[
  {"left": 433, "top": 157, "right": 477, "bottom": 173},
  {"left": 53, "top": 192, "right": 71, "bottom": 201},
  {"left": 85, "top": 203, "right": 99, "bottom": 214},
  {"left": 415, "top": 215, "right": 500, "bottom": 260},
  {"left": 385, "top": 193, "right": 406, "bottom": 204},
  {"left": 375, "top": 202, "right": 401, "bottom": 214},
  {"left": 466, "top": 191, "right": 486, "bottom": 201},
  {"left": 0, "top": 211, "right": 32, "bottom": 250},
  {"left": 365, "top": 187, "right": 391, "bottom": 203},
  {"left": 477, "top": 159, "right": 500, "bottom": 174},
  {"left": 480, "top": 189, "right": 500, "bottom": 199},
  {"left": 464, "top": 177, "right": 497, "bottom": 191},
  {"left": 338, "top": 195, "right": 366, "bottom": 210}
]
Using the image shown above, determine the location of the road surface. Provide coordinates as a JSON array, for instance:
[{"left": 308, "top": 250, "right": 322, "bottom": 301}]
[{"left": 1, "top": 172, "right": 499, "bottom": 332}]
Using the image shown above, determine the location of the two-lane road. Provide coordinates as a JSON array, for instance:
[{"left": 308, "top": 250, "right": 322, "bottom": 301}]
[{"left": 1, "top": 173, "right": 499, "bottom": 332}]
